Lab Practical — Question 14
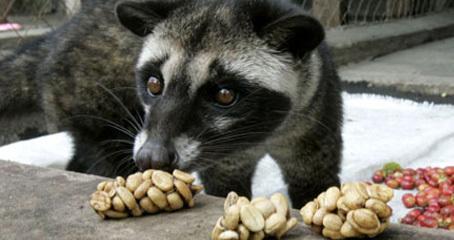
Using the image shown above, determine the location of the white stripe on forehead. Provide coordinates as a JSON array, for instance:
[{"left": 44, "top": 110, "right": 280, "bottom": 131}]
[
  {"left": 138, "top": 37, "right": 215, "bottom": 96},
  {"left": 187, "top": 52, "right": 216, "bottom": 94},
  {"left": 137, "top": 35, "right": 185, "bottom": 93},
  {"left": 136, "top": 35, "right": 171, "bottom": 69},
  {"left": 220, "top": 49, "right": 298, "bottom": 96},
  {"left": 161, "top": 51, "right": 184, "bottom": 91},
  {"left": 137, "top": 36, "right": 298, "bottom": 97}
]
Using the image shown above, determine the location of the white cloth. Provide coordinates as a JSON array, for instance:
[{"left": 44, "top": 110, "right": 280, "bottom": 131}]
[{"left": 1, "top": 93, "right": 454, "bottom": 222}]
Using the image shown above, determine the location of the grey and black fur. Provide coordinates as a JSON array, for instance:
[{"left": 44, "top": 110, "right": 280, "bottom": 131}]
[{"left": 0, "top": 0, "right": 342, "bottom": 208}]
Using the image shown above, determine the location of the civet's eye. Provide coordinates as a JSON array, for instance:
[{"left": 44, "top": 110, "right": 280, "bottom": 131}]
[
  {"left": 147, "top": 76, "right": 162, "bottom": 96},
  {"left": 215, "top": 88, "right": 237, "bottom": 107}
]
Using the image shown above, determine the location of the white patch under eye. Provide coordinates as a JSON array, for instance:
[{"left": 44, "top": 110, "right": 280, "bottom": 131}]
[
  {"left": 213, "top": 117, "right": 238, "bottom": 130},
  {"left": 174, "top": 135, "right": 201, "bottom": 163},
  {"left": 133, "top": 131, "right": 148, "bottom": 159}
]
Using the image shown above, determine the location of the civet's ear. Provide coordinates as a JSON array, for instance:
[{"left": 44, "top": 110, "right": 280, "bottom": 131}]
[
  {"left": 260, "top": 14, "right": 324, "bottom": 57},
  {"left": 247, "top": 0, "right": 325, "bottom": 58},
  {"left": 115, "top": 0, "right": 183, "bottom": 37}
]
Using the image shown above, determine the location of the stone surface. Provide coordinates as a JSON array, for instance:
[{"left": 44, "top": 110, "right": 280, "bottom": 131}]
[
  {"left": 327, "top": 9, "right": 454, "bottom": 65},
  {"left": 340, "top": 37, "right": 454, "bottom": 99},
  {"left": 0, "top": 160, "right": 453, "bottom": 239}
]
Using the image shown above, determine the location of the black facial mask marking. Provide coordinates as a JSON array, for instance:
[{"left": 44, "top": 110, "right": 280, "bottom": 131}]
[{"left": 136, "top": 58, "right": 291, "bottom": 169}]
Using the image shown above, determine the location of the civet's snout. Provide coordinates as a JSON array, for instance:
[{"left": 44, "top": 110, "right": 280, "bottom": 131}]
[{"left": 134, "top": 139, "right": 179, "bottom": 172}]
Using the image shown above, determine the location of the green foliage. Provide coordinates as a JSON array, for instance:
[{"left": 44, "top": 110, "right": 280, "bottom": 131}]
[{"left": 382, "top": 162, "right": 402, "bottom": 177}]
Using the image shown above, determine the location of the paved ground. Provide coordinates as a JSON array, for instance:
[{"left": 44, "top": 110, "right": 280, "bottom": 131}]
[
  {"left": 327, "top": 10, "right": 454, "bottom": 65},
  {"left": 1, "top": 160, "right": 453, "bottom": 240},
  {"left": 340, "top": 37, "right": 454, "bottom": 99}
]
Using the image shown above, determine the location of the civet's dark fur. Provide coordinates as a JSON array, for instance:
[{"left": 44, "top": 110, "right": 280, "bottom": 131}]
[{"left": 0, "top": 0, "right": 342, "bottom": 208}]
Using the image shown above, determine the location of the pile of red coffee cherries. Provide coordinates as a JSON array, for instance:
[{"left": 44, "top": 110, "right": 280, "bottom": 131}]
[{"left": 371, "top": 163, "right": 454, "bottom": 230}]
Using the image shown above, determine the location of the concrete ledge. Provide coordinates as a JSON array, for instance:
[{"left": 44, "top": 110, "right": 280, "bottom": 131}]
[
  {"left": 1, "top": 160, "right": 453, "bottom": 239},
  {"left": 339, "top": 37, "right": 454, "bottom": 102},
  {"left": 0, "top": 14, "right": 64, "bottom": 50},
  {"left": 327, "top": 10, "right": 454, "bottom": 65},
  {"left": 2, "top": 10, "right": 454, "bottom": 66},
  {"left": 0, "top": 27, "right": 51, "bottom": 50},
  {"left": 342, "top": 82, "right": 454, "bottom": 105}
]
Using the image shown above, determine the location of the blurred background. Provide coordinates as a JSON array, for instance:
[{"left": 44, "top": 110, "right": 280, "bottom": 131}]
[
  {"left": 1, "top": 0, "right": 453, "bottom": 58},
  {"left": 0, "top": 0, "right": 453, "bottom": 222}
]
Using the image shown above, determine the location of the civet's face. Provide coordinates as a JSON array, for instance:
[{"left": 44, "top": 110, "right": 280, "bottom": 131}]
[{"left": 115, "top": 0, "right": 324, "bottom": 171}]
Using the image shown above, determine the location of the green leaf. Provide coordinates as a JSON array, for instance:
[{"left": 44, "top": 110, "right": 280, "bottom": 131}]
[{"left": 382, "top": 162, "right": 402, "bottom": 176}]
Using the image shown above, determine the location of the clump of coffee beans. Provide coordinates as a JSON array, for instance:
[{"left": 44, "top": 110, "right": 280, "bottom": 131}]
[
  {"left": 89, "top": 169, "right": 204, "bottom": 219},
  {"left": 300, "top": 182, "right": 393, "bottom": 239},
  {"left": 211, "top": 192, "right": 298, "bottom": 240}
]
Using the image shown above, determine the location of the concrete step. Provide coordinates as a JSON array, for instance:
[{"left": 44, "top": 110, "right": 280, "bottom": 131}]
[
  {"left": 340, "top": 37, "right": 454, "bottom": 103},
  {"left": 328, "top": 9, "right": 454, "bottom": 66}
]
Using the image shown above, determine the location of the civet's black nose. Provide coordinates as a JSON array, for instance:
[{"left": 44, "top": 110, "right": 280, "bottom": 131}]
[{"left": 135, "top": 140, "right": 178, "bottom": 172}]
